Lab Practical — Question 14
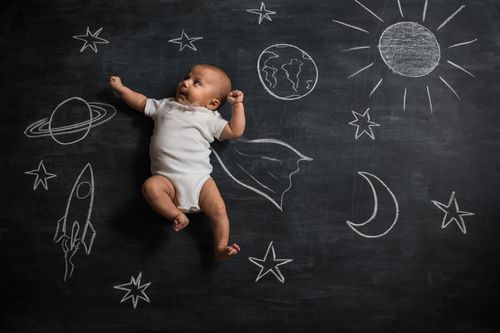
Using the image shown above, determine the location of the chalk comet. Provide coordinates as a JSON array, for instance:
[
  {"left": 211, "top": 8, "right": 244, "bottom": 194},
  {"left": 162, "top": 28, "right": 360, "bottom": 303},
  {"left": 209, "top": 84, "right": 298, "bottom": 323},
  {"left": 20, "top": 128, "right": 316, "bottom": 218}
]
[{"left": 211, "top": 139, "right": 313, "bottom": 211}]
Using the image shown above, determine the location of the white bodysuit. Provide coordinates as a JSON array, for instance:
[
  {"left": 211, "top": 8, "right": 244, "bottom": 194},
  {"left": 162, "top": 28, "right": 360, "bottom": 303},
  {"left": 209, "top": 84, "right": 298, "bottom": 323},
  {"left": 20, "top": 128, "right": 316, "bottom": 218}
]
[{"left": 145, "top": 98, "right": 228, "bottom": 213}]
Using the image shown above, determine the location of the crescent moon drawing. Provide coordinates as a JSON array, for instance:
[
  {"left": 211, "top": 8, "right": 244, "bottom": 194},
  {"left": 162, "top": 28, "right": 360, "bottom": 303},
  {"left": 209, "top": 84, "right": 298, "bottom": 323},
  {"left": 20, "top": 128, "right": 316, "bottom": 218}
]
[{"left": 346, "top": 171, "right": 399, "bottom": 238}]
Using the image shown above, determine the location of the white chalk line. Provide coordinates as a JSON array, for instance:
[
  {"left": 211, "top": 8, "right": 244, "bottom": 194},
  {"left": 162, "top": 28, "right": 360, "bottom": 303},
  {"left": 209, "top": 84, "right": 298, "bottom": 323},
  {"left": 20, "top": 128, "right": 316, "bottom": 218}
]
[
  {"left": 439, "top": 75, "right": 460, "bottom": 100},
  {"left": 332, "top": 19, "right": 369, "bottom": 33},
  {"left": 426, "top": 85, "right": 433, "bottom": 113},
  {"left": 448, "top": 38, "right": 477, "bottom": 49},
  {"left": 342, "top": 46, "right": 371, "bottom": 52},
  {"left": 403, "top": 88, "right": 407, "bottom": 112},
  {"left": 347, "top": 62, "right": 373, "bottom": 79},
  {"left": 447, "top": 60, "right": 475, "bottom": 78},
  {"left": 397, "top": 0, "right": 404, "bottom": 18},
  {"left": 353, "top": 0, "right": 384, "bottom": 22},
  {"left": 369, "top": 78, "right": 383, "bottom": 97},
  {"left": 422, "top": 0, "right": 429, "bottom": 22},
  {"left": 437, "top": 5, "right": 466, "bottom": 31}
]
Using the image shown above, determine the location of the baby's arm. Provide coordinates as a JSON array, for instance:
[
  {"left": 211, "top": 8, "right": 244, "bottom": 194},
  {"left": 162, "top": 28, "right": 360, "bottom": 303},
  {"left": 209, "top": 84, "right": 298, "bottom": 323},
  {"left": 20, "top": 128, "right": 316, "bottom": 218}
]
[
  {"left": 220, "top": 90, "right": 246, "bottom": 140},
  {"left": 109, "top": 76, "right": 147, "bottom": 113}
]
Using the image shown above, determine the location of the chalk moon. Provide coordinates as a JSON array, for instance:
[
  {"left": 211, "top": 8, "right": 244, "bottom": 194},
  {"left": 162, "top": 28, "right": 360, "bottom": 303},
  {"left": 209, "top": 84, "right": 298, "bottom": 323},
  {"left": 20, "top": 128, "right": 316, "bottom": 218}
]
[{"left": 346, "top": 171, "right": 399, "bottom": 238}]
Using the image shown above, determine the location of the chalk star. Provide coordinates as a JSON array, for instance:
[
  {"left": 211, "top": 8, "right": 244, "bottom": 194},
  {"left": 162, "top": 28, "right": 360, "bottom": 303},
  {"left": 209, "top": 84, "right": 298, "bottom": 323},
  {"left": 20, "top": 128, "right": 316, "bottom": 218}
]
[
  {"left": 168, "top": 29, "right": 204, "bottom": 52},
  {"left": 249, "top": 241, "right": 293, "bottom": 283},
  {"left": 24, "top": 160, "right": 57, "bottom": 191},
  {"left": 73, "top": 27, "right": 109, "bottom": 53},
  {"left": 432, "top": 191, "right": 475, "bottom": 234},
  {"left": 113, "top": 272, "right": 151, "bottom": 309},
  {"left": 246, "top": 2, "right": 276, "bottom": 24},
  {"left": 348, "top": 108, "right": 380, "bottom": 140}
]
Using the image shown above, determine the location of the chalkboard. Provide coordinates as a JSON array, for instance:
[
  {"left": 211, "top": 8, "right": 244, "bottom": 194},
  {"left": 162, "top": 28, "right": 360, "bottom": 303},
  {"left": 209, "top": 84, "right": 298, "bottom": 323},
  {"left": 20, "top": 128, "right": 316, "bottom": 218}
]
[{"left": 2, "top": 0, "right": 500, "bottom": 331}]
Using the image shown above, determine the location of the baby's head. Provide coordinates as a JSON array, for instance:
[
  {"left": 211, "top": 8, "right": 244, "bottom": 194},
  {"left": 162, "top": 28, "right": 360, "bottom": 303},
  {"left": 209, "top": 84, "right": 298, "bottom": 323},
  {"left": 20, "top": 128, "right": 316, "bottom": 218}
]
[{"left": 175, "top": 64, "right": 231, "bottom": 110}]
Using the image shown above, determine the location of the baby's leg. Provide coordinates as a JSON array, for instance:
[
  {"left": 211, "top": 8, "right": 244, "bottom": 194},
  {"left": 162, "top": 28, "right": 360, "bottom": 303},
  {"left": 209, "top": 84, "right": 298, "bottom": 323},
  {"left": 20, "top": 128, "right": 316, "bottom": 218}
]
[
  {"left": 198, "top": 178, "right": 240, "bottom": 261},
  {"left": 141, "top": 175, "right": 189, "bottom": 231}
]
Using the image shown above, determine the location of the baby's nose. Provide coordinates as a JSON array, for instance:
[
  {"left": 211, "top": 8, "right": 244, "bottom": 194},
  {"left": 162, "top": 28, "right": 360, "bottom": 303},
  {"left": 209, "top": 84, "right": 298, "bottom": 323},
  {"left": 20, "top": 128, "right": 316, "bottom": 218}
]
[{"left": 181, "top": 79, "right": 189, "bottom": 87}]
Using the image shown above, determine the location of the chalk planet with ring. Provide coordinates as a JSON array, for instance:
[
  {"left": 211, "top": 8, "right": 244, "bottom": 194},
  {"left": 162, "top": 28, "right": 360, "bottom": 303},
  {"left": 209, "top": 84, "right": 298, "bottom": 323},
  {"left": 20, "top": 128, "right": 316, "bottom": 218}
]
[{"left": 24, "top": 97, "right": 116, "bottom": 145}]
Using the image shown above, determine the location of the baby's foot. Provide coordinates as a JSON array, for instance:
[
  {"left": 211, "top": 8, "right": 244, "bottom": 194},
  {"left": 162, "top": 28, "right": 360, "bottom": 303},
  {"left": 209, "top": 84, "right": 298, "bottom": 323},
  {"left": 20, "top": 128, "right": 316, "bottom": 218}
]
[
  {"left": 215, "top": 243, "right": 240, "bottom": 262},
  {"left": 172, "top": 213, "right": 189, "bottom": 232}
]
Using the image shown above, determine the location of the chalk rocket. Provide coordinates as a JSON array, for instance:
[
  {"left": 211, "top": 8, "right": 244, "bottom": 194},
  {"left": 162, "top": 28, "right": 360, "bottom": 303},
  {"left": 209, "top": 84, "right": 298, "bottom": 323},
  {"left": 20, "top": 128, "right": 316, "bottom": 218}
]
[{"left": 53, "top": 163, "right": 96, "bottom": 281}]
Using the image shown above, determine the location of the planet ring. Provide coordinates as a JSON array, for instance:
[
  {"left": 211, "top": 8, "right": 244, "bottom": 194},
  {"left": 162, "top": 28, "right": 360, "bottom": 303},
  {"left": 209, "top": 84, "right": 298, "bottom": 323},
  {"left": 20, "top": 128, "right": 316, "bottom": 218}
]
[{"left": 24, "top": 102, "right": 116, "bottom": 138}]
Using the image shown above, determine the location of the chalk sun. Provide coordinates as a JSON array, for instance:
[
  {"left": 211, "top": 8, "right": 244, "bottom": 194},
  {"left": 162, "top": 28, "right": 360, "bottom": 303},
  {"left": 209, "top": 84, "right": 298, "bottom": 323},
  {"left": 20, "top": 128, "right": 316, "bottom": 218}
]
[{"left": 333, "top": 0, "right": 476, "bottom": 112}]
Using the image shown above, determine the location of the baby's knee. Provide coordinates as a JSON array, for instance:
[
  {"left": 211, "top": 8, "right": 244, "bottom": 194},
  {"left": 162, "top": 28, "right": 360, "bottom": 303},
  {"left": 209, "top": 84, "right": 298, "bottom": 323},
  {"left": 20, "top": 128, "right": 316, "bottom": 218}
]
[
  {"left": 210, "top": 200, "right": 227, "bottom": 220},
  {"left": 141, "top": 178, "right": 164, "bottom": 200}
]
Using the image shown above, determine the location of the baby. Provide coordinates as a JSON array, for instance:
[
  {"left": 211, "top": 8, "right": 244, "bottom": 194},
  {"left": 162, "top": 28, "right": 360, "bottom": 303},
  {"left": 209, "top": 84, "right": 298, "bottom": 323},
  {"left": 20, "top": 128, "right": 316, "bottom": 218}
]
[{"left": 109, "top": 64, "right": 245, "bottom": 260}]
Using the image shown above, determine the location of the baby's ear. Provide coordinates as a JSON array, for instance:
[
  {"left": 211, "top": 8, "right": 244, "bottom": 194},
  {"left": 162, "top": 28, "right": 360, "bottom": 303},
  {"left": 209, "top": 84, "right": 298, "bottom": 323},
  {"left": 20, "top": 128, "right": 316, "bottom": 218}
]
[{"left": 207, "top": 98, "right": 221, "bottom": 110}]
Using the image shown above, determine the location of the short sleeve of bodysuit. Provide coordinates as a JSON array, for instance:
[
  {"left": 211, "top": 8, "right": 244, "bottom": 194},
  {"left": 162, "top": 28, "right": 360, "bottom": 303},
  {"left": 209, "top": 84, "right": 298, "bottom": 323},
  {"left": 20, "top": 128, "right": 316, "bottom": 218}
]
[
  {"left": 210, "top": 111, "right": 228, "bottom": 141},
  {"left": 144, "top": 98, "right": 169, "bottom": 119}
]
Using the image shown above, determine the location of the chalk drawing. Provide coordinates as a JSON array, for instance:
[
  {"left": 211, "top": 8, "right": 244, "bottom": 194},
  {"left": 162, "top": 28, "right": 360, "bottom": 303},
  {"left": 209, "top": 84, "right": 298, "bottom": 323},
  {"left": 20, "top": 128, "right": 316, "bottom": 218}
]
[
  {"left": 211, "top": 138, "right": 313, "bottom": 211},
  {"left": 249, "top": 241, "right": 293, "bottom": 283},
  {"left": 114, "top": 272, "right": 151, "bottom": 309},
  {"left": 168, "top": 29, "right": 203, "bottom": 52},
  {"left": 333, "top": 1, "right": 475, "bottom": 112},
  {"left": 346, "top": 171, "right": 399, "bottom": 238},
  {"left": 379, "top": 22, "right": 441, "bottom": 78},
  {"left": 53, "top": 163, "right": 96, "bottom": 281},
  {"left": 24, "top": 97, "right": 116, "bottom": 145},
  {"left": 24, "top": 160, "right": 57, "bottom": 191},
  {"left": 353, "top": 0, "right": 383, "bottom": 22},
  {"left": 246, "top": 2, "right": 276, "bottom": 24},
  {"left": 431, "top": 191, "right": 475, "bottom": 234},
  {"left": 257, "top": 44, "right": 318, "bottom": 100},
  {"left": 437, "top": 5, "right": 466, "bottom": 31},
  {"left": 73, "top": 27, "right": 109, "bottom": 53},
  {"left": 448, "top": 38, "right": 477, "bottom": 49},
  {"left": 447, "top": 60, "right": 475, "bottom": 78},
  {"left": 348, "top": 108, "right": 380, "bottom": 140}
]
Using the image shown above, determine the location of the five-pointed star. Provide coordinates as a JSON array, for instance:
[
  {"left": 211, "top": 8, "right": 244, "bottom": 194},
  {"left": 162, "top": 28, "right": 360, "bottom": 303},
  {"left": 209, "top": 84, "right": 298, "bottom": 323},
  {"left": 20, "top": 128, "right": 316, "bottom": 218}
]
[
  {"left": 246, "top": 2, "right": 276, "bottom": 24},
  {"left": 249, "top": 241, "right": 293, "bottom": 283},
  {"left": 73, "top": 27, "right": 109, "bottom": 53},
  {"left": 432, "top": 191, "right": 475, "bottom": 234},
  {"left": 348, "top": 108, "right": 381, "bottom": 140},
  {"left": 168, "top": 29, "right": 204, "bottom": 52},
  {"left": 24, "top": 160, "right": 57, "bottom": 191},
  {"left": 113, "top": 272, "right": 151, "bottom": 309}
]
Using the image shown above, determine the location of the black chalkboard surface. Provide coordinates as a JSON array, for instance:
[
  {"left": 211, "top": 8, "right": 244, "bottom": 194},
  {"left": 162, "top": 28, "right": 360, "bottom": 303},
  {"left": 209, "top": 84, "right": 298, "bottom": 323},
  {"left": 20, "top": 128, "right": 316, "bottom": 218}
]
[{"left": 2, "top": 0, "right": 500, "bottom": 331}]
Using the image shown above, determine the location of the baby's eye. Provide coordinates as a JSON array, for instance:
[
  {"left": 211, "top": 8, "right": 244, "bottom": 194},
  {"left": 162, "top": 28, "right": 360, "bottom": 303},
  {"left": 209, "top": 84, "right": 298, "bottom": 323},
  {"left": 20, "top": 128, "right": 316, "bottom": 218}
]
[{"left": 193, "top": 80, "right": 201, "bottom": 86}]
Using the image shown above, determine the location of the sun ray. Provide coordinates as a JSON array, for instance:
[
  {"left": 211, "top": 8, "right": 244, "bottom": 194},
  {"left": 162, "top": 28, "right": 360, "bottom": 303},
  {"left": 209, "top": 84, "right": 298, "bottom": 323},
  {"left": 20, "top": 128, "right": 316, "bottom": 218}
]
[
  {"left": 369, "top": 78, "right": 383, "bottom": 97},
  {"left": 353, "top": 0, "right": 384, "bottom": 22},
  {"left": 332, "top": 19, "right": 370, "bottom": 33},
  {"left": 448, "top": 38, "right": 477, "bottom": 49},
  {"left": 342, "top": 46, "right": 371, "bottom": 52},
  {"left": 439, "top": 76, "right": 460, "bottom": 99},
  {"left": 347, "top": 62, "right": 374, "bottom": 79},
  {"left": 403, "top": 88, "right": 407, "bottom": 111},
  {"left": 397, "top": 0, "right": 404, "bottom": 18},
  {"left": 422, "top": 0, "right": 429, "bottom": 22},
  {"left": 447, "top": 60, "right": 475, "bottom": 78},
  {"left": 426, "top": 85, "right": 433, "bottom": 113},
  {"left": 437, "top": 5, "right": 465, "bottom": 31}
]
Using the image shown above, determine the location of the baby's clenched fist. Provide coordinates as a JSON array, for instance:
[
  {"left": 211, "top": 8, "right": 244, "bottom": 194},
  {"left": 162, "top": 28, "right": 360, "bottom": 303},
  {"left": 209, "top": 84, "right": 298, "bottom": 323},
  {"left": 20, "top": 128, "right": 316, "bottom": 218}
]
[
  {"left": 227, "top": 90, "right": 244, "bottom": 105},
  {"left": 109, "top": 76, "right": 123, "bottom": 90}
]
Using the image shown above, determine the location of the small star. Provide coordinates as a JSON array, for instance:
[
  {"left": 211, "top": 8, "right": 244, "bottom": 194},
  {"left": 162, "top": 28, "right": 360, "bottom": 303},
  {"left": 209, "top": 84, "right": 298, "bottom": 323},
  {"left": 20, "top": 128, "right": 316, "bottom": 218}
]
[
  {"left": 168, "top": 29, "right": 204, "bottom": 52},
  {"left": 246, "top": 2, "right": 277, "bottom": 24},
  {"left": 432, "top": 191, "right": 475, "bottom": 234},
  {"left": 348, "top": 108, "right": 381, "bottom": 140},
  {"left": 114, "top": 272, "right": 151, "bottom": 309},
  {"left": 24, "top": 160, "right": 57, "bottom": 191},
  {"left": 73, "top": 27, "right": 109, "bottom": 53},
  {"left": 249, "top": 241, "right": 293, "bottom": 283}
]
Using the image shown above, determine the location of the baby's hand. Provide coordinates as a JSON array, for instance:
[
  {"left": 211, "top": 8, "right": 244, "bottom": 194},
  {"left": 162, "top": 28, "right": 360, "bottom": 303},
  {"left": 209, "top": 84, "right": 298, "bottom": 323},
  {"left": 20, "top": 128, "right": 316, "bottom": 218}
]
[
  {"left": 109, "top": 76, "right": 123, "bottom": 90},
  {"left": 227, "top": 90, "right": 244, "bottom": 105}
]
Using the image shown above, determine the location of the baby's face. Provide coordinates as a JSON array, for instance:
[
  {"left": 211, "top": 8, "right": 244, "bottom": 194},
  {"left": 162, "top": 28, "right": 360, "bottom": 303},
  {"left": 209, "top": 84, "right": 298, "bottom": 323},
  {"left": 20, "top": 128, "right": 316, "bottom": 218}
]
[{"left": 176, "top": 65, "right": 222, "bottom": 109}]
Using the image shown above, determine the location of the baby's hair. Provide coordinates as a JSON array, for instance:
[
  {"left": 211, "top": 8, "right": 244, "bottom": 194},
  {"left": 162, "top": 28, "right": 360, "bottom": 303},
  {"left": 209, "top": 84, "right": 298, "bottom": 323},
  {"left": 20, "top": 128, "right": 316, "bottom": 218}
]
[{"left": 195, "top": 64, "right": 232, "bottom": 107}]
